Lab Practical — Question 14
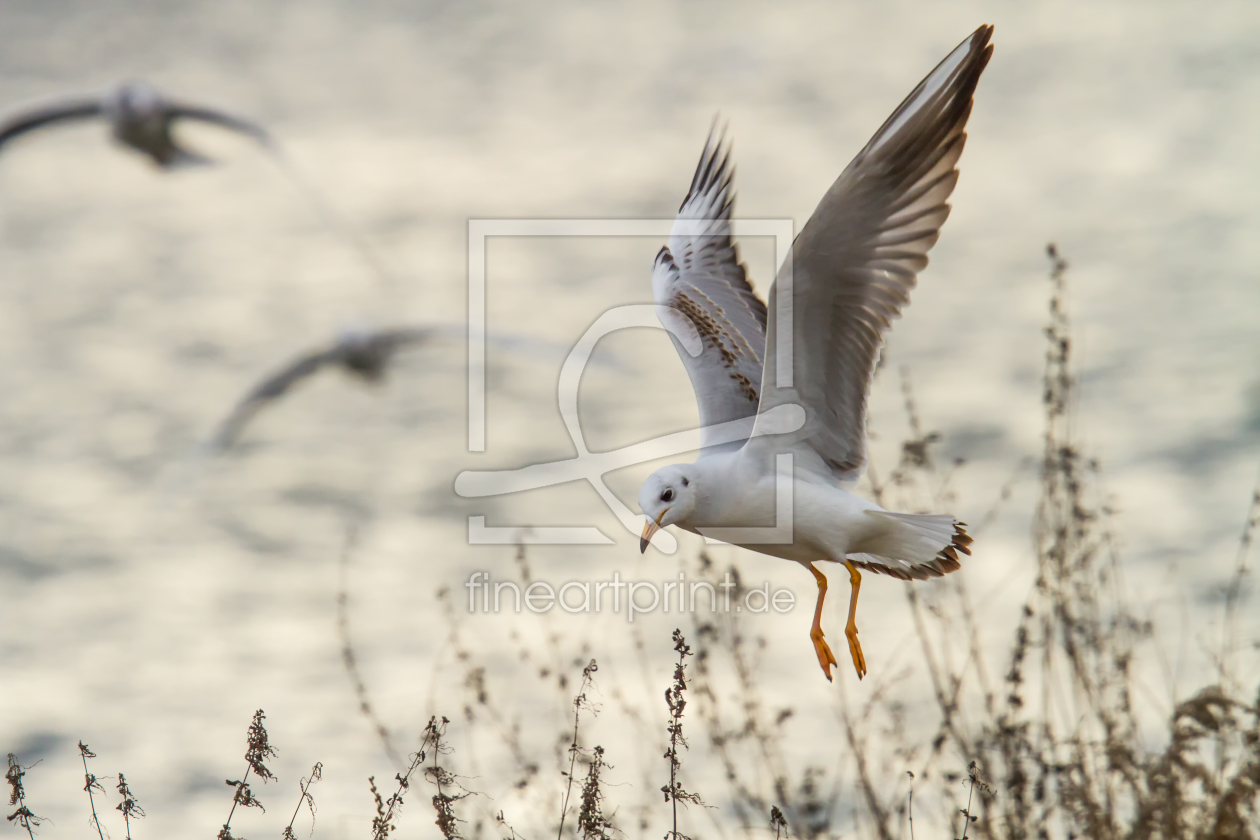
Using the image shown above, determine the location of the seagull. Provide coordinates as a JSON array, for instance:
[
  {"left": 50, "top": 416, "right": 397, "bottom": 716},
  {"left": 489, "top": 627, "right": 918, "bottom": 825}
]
[
  {"left": 0, "top": 82, "right": 400, "bottom": 296},
  {"left": 0, "top": 81, "right": 270, "bottom": 168},
  {"left": 209, "top": 326, "right": 438, "bottom": 451},
  {"left": 210, "top": 325, "right": 591, "bottom": 452},
  {"left": 637, "top": 25, "right": 992, "bottom": 681}
]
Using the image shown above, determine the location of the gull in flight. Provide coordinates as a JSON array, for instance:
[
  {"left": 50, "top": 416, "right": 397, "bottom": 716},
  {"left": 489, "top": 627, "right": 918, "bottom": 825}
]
[
  {"left": 209, "top": 326, "right": 442, "bottom": 451},
  {"left": 638, "top": 25, "right": 992, "bottom": 681},
  {"left": 0, "top": 81, "right": 270, "bottom": 168},
  {"left": 210, "top": 325, "right": 581, "bottom": 452},
  {"left": 0, "top": 82, "right": 398, "bottom": 294}
]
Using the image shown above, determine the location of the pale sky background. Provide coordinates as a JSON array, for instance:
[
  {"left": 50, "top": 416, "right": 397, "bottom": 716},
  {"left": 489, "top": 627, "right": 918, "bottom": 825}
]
[{"left": 1, "top": 1, "right": 1258, "bottom": 838}]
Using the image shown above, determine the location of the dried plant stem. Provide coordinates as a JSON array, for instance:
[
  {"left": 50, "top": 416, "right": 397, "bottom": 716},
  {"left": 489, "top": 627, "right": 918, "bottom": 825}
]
[
  {"left": 577, "top": 745, "right": 613, "bottom": 840},
  {"left": 220, "top": 765, "right": 254, "bottom": 838},
  {"left": 283, "top": 762, "right": 323, "bottom": 840},
  {"left": 437, "top": 584, "right": 539, "bottom": 788},
  {"left": 5, "top": 753, "right": 42, "bottom": 840},
  {"left": 557, "top": 660, "right": 599, "bottom": 840},
  {"left": 1222, "top": 466, "right": 1260, "bottom": 681},
  {"left": 835, "top": 674, "right": 894, "bottom": 840},
  {"left": 219, "top": 709, "right": 277, "bottom": 840},
  {"left": 957, "top": 767, "right": 977, "bottom": 840},
  {"left": 514, "top": 544, "right": 580, "bottom": 708},
  {"left": 906, "top": 772, "right": 915, "bottom": 840},
  {"left": 78, "top": 741, "right": 107, "bottom": 840},
  {"left": 686, "top": 557, "right": 830, "bottom": 833},
  {"left": 338, "top": 521, "right": 404, "bottom": 769},
  {"left": 369, "top": 715, "right": 466, "bottom": 840},
  {"left": 427, "top": 716, "right": 467, "bottom": 840},
  {"left": 770, "top": 805, "right": 788, "bottom": 840},
  {"left": 666, "top": 636, "right": 685, "bottom": 840},
  {"left": 496, "top": 809, "right": 528, "bottom": 840},
  {"left": 958, "top": 762, "right": 992, "bottom": 840},
  {"left": 663, "top": 630, "right": 704, "bottom": 840},
  {"left": 370, "top": 721, "right": 439, "bottom": 840},
  {"left": 114, "top": 772, "right": 143, "bottom": 840}
]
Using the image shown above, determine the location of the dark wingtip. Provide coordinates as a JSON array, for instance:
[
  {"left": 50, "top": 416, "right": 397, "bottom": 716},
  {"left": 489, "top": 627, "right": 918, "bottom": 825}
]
[{"left": 681, "top": 120, "right": 734, "bottom": 213}]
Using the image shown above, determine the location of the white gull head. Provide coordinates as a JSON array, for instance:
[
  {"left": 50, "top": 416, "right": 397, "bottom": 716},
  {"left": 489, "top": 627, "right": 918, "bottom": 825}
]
[{"left": 638, "top": 463, "right": 699, "bottom": 552}]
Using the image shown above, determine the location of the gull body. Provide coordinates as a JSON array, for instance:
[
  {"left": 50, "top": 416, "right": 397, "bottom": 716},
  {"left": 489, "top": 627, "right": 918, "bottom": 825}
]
[
  {"left": 0, "top": 81, "right": 270, "bottom": 168},
  {"left": 638, "top": 25, "right": 992, "bottom": 681},
  {"left": 640, "top": 450, "right": 955, "bottom": 574}
]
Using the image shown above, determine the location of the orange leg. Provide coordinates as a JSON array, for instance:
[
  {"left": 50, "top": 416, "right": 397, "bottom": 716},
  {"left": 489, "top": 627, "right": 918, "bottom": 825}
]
[
  {"left": 807, "top": 563, "right": 839, "bottom": 681},
  {"left": 842, "top": 560, "right": 866, "bottom": 680}
]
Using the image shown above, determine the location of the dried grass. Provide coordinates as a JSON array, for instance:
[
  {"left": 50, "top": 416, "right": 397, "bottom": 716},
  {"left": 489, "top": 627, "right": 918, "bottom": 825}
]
[
  {"left": 6, "top": 246, "right": 1257, "bottom": 839},
  {"left": 826, "top": 244, "right": 1260, "bottom": 839}
]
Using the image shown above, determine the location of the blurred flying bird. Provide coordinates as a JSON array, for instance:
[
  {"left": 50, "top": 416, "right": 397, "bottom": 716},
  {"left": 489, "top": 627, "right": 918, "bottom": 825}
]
[
  {"left": 0, "top": 82, "right": 402, "bottom": 296},
  {"left": 0, "top": 82, "right": 409, "bottom": 298},
  {"left": 0, "top": 80, "right": 270, "bottom": 167},
  {"left": 209, "top": 326, "right": 438, "bottom": 451},
  {"left": 636, "top": 25, "right": 992, "bottom": 681},
  {"left": 209, "top": 325, "right": 600, "bottom": 452}
]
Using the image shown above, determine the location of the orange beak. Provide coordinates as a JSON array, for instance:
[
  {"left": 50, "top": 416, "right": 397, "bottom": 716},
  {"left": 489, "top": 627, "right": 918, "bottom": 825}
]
[{"left": 640, "top": 510, "right": 667, "bottom": 553}]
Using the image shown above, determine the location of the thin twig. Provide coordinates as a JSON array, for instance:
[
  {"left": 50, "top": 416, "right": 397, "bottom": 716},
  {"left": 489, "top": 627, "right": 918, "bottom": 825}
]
[
  {"left": 337, "top": 521, "right": 404, "bottom": 769},
  {"left": 557, "top": 660, "right": 599, "bottom": 840},
  {"left": 428, "top": 716, "right": 465, "bottom": 840},
  {"left": 5, "top": 754, "right": 43, "bottom": 840},
  {"left": 78, "top": 742, "right": 106, "bottom": 840},
  {"left": 1221, "top": 466, "right": 1260, "bottom": 681},
  {"left": 370, "top": 719, "right": 440, "bottom": 840},
  {"left": 218, "top": 710, "right": 276, "bottom": 840},
  {"left": 663, "top": 630, "right": 704, "bottom": 840},
  {"left": 282, "top": 762, "right": 323, "bottom": 840},
  {"left": 115, "top": 773, "right": 144, "bottom": 840},
  {"left": 956, "top": 764, "right": 977, "bottom": 840},
  {"left": 770, "top": 805, "right": 788, "bottom": 840},
  {"left": 906, "top": 771, "right": 915, "bottom": 840}
]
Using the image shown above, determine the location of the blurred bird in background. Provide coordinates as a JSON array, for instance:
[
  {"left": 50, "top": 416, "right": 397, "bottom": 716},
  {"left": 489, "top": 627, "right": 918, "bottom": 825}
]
[
  {"left": 208, "top": 325, "right": 603, "bottom": 452},
  {"left": 209, "top": 326, "right": 447, "bottom": 451},
  {"left": 0, "top": 80, "right": 270, "bottom": 168}
]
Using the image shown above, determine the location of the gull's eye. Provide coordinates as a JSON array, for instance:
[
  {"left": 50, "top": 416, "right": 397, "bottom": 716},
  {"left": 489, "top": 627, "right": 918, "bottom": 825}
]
[{"left": 660, "top": 488, "right": 675, "bottom": 503}]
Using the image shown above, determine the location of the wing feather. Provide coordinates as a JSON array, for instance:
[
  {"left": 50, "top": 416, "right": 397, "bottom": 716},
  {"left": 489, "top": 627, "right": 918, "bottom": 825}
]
[
  {"left": 654, "top": 129, "right": 768, "bottom": 452},
  {"left": 371, "top": 326, "right": 438, "bottom": 354},
  {"left": 0, "top": 97, "right": 103, "bottom": 148},
  {"left": 752, "top": 25, "right": 993, "bottom": 480},
  {"left": 166, "top": 103, "right": 272, "bottom": 145},
  {"left": 210, "top": 349, "right": 337, "bottom": 450}
]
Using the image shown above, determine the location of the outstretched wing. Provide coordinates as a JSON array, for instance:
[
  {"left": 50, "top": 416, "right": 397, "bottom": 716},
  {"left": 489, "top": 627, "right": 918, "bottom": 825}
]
[
  {"left": 0, "top": 96, "right": 103, "bottom": 149},
  {"left": 210, "top": 348, "right": 338, "bottom": 450},
  {"left": 166, "top": 102, "right": 272, "bottom": 146},
  {"left": 370, "top": 325, "right": 439, "bottom": 355},
  {"left": 654, "top": 130, "right": 768, "bottom": 453},
  {"left": 752, "top": 25, "right": 993, "bottom": 481}
]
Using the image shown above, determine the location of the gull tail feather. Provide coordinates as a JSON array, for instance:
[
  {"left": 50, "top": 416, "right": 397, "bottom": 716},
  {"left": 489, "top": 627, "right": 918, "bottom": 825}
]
[{"left": 848, "top": 511, "right": 971, "bottom": 581}]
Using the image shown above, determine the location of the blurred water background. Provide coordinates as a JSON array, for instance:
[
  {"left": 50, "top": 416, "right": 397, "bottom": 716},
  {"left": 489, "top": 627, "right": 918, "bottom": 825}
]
[{"left": 1, "top": 1, "right": 1258, "bottom": 837}]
